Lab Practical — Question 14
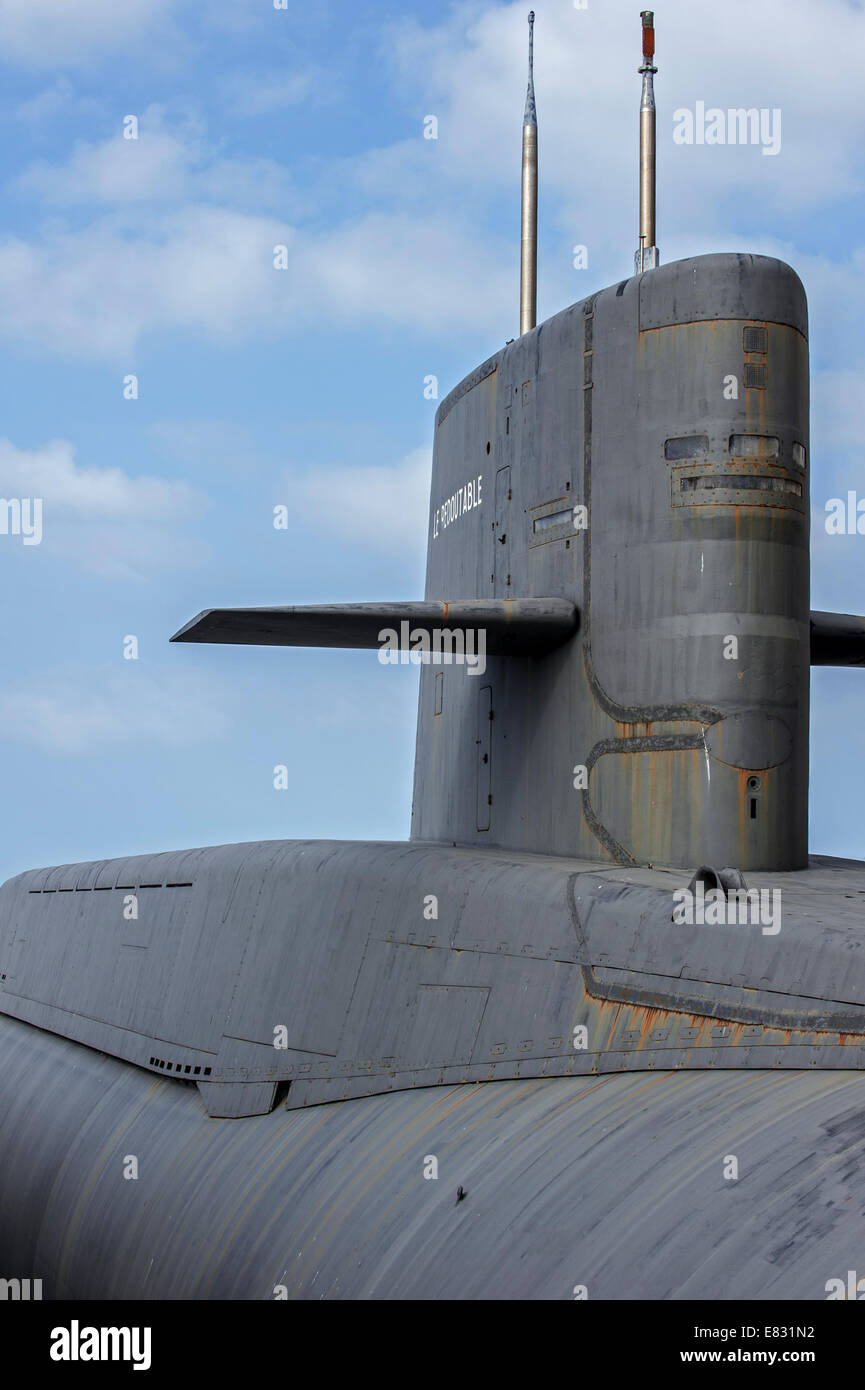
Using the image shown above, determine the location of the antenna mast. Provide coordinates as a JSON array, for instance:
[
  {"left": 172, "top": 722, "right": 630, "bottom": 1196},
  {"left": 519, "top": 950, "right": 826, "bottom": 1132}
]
[
  {"left": 635, "top": 10, "right": 659, "bottom": 273},
  {"left": 520, "top": 11, "right": 538, "bottom": 335}
]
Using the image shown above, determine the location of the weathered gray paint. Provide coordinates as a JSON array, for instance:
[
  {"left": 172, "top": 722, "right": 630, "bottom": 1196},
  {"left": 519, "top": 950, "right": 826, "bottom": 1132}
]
[
  {"left": 414, "top": 253, "right": 811, "bottom": 871},
  {"left": 172, "top": 598, "right": 578, "bottom": 655},
  {"left": 2, "top": 841, "right": 865, "bottom": 1126},
  {"left": 2, "top": 252, "right": 865, "bottom": 1301},
  {"left": 2, "top": 1010, "right": 864, "bottom": 1300}
]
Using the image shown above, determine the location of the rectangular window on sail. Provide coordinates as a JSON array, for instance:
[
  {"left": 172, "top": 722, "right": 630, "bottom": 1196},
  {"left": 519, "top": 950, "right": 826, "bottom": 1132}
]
[
  {"left": 533, "top": 508, "right": 572, "bottom": 533},
  {"left": 664, "top": 435, "right": 709, "bottom": 461},
  {"left": 729, "top": 434, "right": 780, "bottom": 459}
]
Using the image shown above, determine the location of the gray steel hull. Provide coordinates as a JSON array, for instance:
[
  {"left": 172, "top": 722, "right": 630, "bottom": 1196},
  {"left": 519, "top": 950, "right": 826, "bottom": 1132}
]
[{"left": 1, "top": 1010, "right": 862, "bottom": 1300}]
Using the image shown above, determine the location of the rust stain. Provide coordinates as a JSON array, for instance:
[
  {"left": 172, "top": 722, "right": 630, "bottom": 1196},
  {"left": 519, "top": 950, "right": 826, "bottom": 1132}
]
[
  {"left": 580, "top": 990, "right": 863, "bottom": 1061},
  {"left": 596, "top": 999, "right": 623, "bottom": 1052},
  {"left": 636, "top": 1005, "right": 666, "bottom": 1047}
]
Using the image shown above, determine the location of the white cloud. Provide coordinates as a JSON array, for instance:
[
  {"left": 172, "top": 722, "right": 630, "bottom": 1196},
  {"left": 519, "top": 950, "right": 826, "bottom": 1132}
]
[
  {"left": 16, "top": 103, "right": 298, "bottom": 217},
  {"left": 2, "top": 0, "right": 865, "bottom": 363},
  {"left": 291, "top": 210, "right": 514, "bottom": 333},
  {"left": 0, "top": 197, "right": 514, "bottom": 358},
  {"left": 195, "top": 157, "right": 297, "bottom": 213},
  {"left": 50, "top": 519, "right": 211, "bottom": 584},
  {"left": 290, "top": 447, "right": 432, "bottom": 557},
  {"left": 0, "top": 667, "right": 231, "bottom": 753},
  {"left": 388, "top": 0, "right": 865, "bottom": 216},
  {"left": 219, "top": 69, "right": 322, "bottom": 118},
  {"left": 0, "top": 0, "right": 177, "bottom": 66},
  {"left": 18, "top": 115, "right": 204, "bottom": 206},
  {"left": 14, "top": 77, "right": 88, "bottom": 126},
  {"left": 0, "top": 437, "right": 208, "bottom": 581},
  {"left": 0, "top": 206, "right": 291, "bottom": 357},
  {"left": 0, "top": 438, "right": 201, "bottom": 519}
]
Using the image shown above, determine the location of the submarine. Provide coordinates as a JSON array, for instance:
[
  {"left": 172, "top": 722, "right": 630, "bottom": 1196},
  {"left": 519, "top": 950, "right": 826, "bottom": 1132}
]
[{"left": 2, "top": 11, "right": 865, "bottom": 1301}]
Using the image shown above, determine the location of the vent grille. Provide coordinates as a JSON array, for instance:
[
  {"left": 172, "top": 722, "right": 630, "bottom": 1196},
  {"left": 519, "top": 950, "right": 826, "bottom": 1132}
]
[
  {"left": 150, "top": 1056, "right": 211, "bottom": 1077},
  {"left": 743, "top": 363, "right": 767, "bottom": 390},
  {"left": 743, "top": 326, "right": 768, "bottom": 354}
]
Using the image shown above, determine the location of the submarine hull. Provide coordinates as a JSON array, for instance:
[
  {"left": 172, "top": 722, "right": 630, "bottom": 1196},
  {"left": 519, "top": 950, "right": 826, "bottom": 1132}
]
[
  {"left": 2, "top": 838, "right": 865, "bottom": 1299},
  {"left": 1, "top": 1008, "right": 863, "bottom": 1300}
]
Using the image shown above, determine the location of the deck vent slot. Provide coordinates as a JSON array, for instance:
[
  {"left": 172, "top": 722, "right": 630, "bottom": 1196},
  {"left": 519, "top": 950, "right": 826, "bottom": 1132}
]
[{"left": 151, "top": 1055, "right": 209, "bottom": 1077}]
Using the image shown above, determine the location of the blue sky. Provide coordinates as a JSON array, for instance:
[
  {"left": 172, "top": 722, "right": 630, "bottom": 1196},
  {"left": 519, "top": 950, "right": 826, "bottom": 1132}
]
[{"left": 0, "top": 0, "right": 863, "bottom": 879}]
